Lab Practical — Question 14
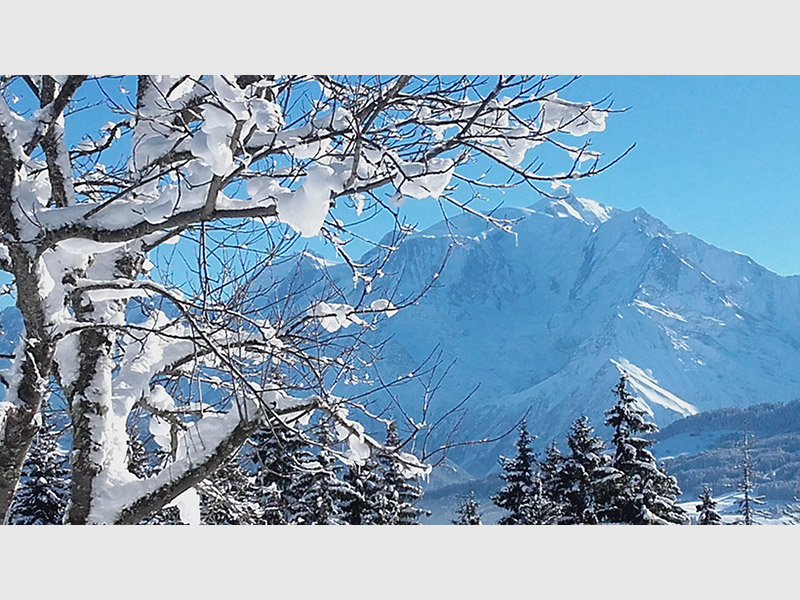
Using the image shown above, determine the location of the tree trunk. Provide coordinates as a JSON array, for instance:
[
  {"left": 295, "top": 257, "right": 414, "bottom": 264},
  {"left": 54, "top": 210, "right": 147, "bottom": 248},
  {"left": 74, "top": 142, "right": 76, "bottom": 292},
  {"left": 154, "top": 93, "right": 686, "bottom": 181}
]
[{"left": 65, "top": 252, "right": 137, "bottom": 524}]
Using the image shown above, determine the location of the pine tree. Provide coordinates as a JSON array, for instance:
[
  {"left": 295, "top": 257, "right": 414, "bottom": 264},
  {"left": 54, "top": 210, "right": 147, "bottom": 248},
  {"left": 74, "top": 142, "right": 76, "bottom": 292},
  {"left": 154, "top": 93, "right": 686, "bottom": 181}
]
[
  {"left": 695, "top": 484, "right": 723, "bottom": 525},
  {"left": 250, "top": 423, "right": 314, "bottom": 524},
  {"left": 604, "top": 375, "right": 687, "bottom": 524},
  {"left": 539, "top": 441, "right": 567, "bottom": 523},
  {"left": 554, "top": 416, "right": 619, "bottom": 524},
  {"left": 199, "top": 457, "right": 264, "bottom": 524},
  {"left": 781, "top": 501, "right": 800, "bottom": 525},
  {"left": 369, "top": 421, "right": 429, "bottom": 525},
  {"left": 8, "top": 410, "right": 69, "bottom": 525},
  {"left": 492, "top": 419, "right": 553, "bottom": 524},
  {"left": 341, "top": 459, "right": 382, "bottom": 525},
  {"left": 735, "top": 433, "right": 766, "bottom": 525},
  {"left": 452, "top": 491, "right": 482, "bottom": 525},
  {"left": 258, "top": 483, "right": 287, "bottom": 525},
  {"left": 291, "top": 423, "right": 354, "bottom": 525},
  {"left": 126, "top": 426, "right": 154, "bottom": 480}
]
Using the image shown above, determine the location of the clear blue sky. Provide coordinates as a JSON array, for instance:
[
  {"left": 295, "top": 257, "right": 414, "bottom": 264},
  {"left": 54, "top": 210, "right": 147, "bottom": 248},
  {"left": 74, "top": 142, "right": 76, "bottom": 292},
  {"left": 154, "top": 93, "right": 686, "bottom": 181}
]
[{"left": 528, "top": 76, "right": 800, "bottom": 276}]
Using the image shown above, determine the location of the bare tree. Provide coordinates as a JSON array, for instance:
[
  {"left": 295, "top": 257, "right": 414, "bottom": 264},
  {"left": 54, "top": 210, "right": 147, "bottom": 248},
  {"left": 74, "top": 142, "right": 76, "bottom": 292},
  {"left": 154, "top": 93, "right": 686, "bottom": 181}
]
[{"left": 0, "top": 75, "right": 623, "bottom": 524}]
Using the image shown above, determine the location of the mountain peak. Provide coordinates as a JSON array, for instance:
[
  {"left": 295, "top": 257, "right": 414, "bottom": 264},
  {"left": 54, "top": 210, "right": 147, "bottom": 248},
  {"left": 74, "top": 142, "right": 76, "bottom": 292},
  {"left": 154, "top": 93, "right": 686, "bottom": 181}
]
[{"left": 531, "top": 193, "right": 616, "bottom": 227}]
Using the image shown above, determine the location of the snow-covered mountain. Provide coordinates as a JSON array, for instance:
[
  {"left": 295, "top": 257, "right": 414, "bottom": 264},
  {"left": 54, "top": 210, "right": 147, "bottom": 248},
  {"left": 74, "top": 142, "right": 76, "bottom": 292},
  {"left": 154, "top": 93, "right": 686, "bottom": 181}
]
[{"left": 351, "top": 195, "right": 800, "bottom": 477}]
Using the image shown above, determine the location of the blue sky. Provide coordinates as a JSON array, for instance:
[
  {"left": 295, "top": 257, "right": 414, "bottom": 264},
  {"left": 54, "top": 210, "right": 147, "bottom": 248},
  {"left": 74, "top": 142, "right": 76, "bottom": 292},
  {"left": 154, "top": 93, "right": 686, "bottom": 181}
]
[{"left": 518, "top": 76, "right": 800, "bottom": 276}]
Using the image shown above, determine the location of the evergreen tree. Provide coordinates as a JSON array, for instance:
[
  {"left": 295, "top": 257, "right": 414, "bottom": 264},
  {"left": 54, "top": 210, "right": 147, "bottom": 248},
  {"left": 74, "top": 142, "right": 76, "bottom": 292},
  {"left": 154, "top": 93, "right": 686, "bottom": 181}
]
[
  {"left": 126, "top": 426, "right": 154, "bottom": 480},
  {"left": 369, "top": 421, "right": 429, "bottom": 525},
  {"left": 341, "top": 459, "right": 382, "bottom": 525},
  {"left": 695, "top": 484, "right": 723, "bottom": 525},
  {"left": 452, "top": 491, "right": 482, "bottom": 525},
  {"left": 8, "top": 410, "right": 69, "bottom": 525},
  {"left": 539, "top": 441, "right": 567, "bottom": 523},
  {"left": 250, "top": 423, "right": 314, "bottom": 524},
  {"left": 291, "top": 423, "right": 354, "bottom": 525},
  {"left": 556, "top": 416, "right": 619, "bottom": 524},
  {"left": 199, "top": 457, "right": 264, "bottom": 524},
  {"left": 781, "top": 501, "right": 800, "bottom": 525},
  {"left": 735, "top": 433, "right": 766, "bottom": 525},
  {"left": 604, "top": 375, "right": 687, "bottom": 524},
  {"left": 492, "top": 419, "right": 553, "bottom": 524},
  {"left": 258, "top": 483, "right": 287, "bottom": 525}
]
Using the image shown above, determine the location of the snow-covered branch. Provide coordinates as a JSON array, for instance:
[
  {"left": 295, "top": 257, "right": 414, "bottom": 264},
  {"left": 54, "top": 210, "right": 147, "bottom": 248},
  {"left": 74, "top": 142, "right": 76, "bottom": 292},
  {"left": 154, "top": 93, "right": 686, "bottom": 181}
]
[{"left": 0, "top": 74, "right": 619, "bottom": 524}]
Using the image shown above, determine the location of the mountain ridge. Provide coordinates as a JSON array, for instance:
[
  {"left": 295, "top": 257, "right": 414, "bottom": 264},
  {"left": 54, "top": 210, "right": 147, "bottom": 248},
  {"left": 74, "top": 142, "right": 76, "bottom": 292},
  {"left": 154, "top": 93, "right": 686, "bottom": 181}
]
[{"left": 352, "top": 192, "right": 800, "bottom": 476}]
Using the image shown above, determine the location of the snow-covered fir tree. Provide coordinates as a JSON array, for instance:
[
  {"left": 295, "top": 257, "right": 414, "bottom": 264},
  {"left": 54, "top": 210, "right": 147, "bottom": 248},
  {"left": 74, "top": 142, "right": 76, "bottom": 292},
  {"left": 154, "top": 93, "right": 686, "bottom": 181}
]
[
  {"left": 257, "top": 483, "right": 287, "bottom": 525},
  {"left": 492, "top": 419, "right": 537, "bottom": 524},
  {"left": 539, "top": 441, "right": 566, "bottom": 523},
  {"left": 341, "top": 459, "right": 383, "bottom": 525},
  {"left": 369, "top": 421, "right": 429, "bottom": 525},
  {"left": 291, "top": 422, "right": 355, "bottom": 525},
  {"left": 695, "top": 484, "right": 722, "bottom": 525},
  {"left": 604, "top": 375, "right": 687, "bottom": 524},
  {"left": 735, "top": 433, "right": 766, "bottom": 525},
  {"left": 780, "top": 501, "right": 800, "bottom": 525},
  {"left": 555, "top": 416, "right": 619, "bottom": 524},
  {"left": 452, "top": 491, "right": 482, "bottom": 525},
  {"left": 250, "top": 424, "right": 315, "bottom": 524},
  {"left": 492, "top": 419, "right": 553, "bottom": 524},
  {"left": 126, "top": 425, "right": 153, "bottom": 481},
  {"left": 8, "top": 410, "right": 69, "bottom": 525},
  {"left": 199, "top": 457, "right": 264, "bottom": 525}
]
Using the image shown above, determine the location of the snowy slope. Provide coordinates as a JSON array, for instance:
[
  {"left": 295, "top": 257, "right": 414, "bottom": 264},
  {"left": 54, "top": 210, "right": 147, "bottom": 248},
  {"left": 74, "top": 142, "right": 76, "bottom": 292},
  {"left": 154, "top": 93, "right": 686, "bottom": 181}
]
[{"left": 348, "top": 194, "right": 800, "bottom": 476}]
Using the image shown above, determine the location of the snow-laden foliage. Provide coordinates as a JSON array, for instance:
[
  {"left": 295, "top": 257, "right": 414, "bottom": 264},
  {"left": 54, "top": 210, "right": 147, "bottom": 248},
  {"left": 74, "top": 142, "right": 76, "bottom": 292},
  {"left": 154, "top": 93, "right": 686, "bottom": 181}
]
[
  {"left": 492, "top": 419, "right": 554, "bottom": 524},
  {"left": 290, "top": 423, "right": 355, "bottom": 525},
  {"left": 0, "top": 75, "right": 616, "bottom": 524},
  {"left": 539, "top": 441, "right": 566, "bottom": 521},
  {"left": 491, "top": 391, "right": 688, "bottom": 525},
  {"left": 371, "top": 421, "right": 430, "bottom": 525},
  {"left": 603, "top": 376, "right": 687, "bottom": 524},
  {"left": 7, "top": 410, "right": 69, "bottom": 524},
  {"left": 250, "top": 424, "right": 313, "bottom": 524},
  {"left": 198, "top": 457, "right": 266, "bottom": 525},
  {"left": 554, "top": 416, "right": 620, "bottom": 524},
  {"left": 695, "top": 484, "right": 722, "bottom": 525},
  {"left": 452, "top": 491, "right": 482, "bottom": 525},
  {"left": 341, "top": 459, "right": 383, "bottom": 525}
]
